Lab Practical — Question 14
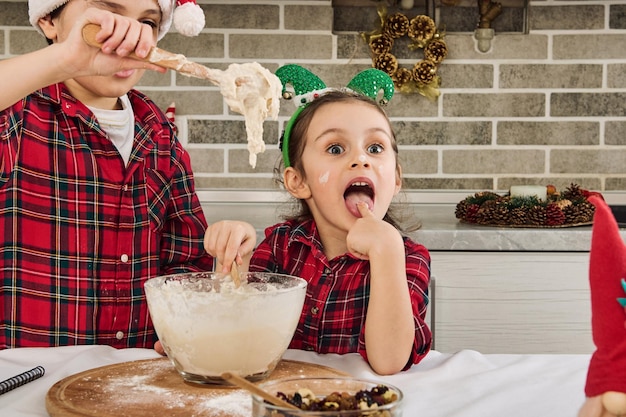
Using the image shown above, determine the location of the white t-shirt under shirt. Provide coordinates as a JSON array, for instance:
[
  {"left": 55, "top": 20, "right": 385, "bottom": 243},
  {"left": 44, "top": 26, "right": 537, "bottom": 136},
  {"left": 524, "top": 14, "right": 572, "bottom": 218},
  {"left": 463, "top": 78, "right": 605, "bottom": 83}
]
[{"left": 88, "top": 94, "right": 134, "bottom": 166}]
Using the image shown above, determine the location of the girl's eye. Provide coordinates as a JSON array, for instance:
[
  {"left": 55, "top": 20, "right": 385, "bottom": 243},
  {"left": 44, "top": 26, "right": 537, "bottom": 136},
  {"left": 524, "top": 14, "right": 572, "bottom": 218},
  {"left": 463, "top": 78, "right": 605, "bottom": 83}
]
[
  {"left": 368, "top": 143, "right": 384, "bottom": 154},
  {"left": 327, "top": 144, "right": 344, "bottom": 155}
]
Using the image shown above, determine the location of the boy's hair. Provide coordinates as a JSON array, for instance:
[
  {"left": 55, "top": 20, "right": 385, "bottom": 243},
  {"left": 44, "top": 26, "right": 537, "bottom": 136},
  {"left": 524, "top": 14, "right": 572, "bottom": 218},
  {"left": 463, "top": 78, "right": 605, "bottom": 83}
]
[{"left": 275, "top": 90, "right": 419, "bottom": 233}]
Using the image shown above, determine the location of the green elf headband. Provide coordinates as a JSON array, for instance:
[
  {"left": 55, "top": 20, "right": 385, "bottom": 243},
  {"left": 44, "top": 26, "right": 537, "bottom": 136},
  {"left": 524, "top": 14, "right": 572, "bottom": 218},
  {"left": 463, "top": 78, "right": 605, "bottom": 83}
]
[{"left": 275, "top": 64, "right": 395, "bottom": 168}]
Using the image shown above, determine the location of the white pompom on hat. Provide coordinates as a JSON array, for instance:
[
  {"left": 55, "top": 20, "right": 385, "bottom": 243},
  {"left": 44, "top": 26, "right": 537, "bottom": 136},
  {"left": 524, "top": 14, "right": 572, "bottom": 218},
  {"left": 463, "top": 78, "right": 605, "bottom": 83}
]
[
  {"left": 28, "top": 0, "right": 205, "bottom": 40},
  {"left": 159, "top": 0, "right": 206, "bottom": 38}
]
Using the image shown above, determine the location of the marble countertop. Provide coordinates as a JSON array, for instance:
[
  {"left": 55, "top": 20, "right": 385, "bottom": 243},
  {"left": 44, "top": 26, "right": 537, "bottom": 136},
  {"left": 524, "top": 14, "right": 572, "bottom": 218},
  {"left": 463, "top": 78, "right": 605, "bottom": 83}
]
[
  {"left": 198, "top": 190, "right": 626, "bottom": 252},
  {"left": 409, "top": 204, "right": 598, "bottom": 251}
]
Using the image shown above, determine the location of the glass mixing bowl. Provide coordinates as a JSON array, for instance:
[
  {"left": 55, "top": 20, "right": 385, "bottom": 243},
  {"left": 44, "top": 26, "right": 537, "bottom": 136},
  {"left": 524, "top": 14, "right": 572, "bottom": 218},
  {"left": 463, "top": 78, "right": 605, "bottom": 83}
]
[{"left": 144, "top": 271, "right": 307, "bottom": 385}]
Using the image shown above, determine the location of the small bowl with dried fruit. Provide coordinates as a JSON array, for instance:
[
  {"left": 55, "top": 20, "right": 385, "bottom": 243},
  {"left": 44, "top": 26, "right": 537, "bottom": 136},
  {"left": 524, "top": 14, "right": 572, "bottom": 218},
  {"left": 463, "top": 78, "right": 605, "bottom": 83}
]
[{"left": 251, "top": 376, "right": 403, "bottom": 417}]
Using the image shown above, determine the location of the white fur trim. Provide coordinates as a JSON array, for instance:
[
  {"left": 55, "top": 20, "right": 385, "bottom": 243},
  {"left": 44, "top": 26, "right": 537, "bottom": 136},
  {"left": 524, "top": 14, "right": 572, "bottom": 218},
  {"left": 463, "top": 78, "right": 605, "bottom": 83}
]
[
  {"left": 28, "top": 0, "right": 71, "bottom": 36},
  {"left": 173, "top": 2, "right": 205, "bottom": 37}
]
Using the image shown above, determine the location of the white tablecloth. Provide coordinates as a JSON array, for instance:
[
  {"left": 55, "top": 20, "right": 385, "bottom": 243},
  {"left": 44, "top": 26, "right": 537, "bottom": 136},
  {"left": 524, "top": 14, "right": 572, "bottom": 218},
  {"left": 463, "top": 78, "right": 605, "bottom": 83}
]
[{"left": 0, "top": 346, "right": 591, "bottom": 416}]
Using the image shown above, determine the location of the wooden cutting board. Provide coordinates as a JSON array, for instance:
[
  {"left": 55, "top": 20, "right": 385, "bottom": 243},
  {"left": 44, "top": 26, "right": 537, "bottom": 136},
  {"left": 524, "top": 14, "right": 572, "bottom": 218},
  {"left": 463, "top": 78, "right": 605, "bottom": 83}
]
[{"left": 46, "top": 358, "right": 349, "bottom": 417}]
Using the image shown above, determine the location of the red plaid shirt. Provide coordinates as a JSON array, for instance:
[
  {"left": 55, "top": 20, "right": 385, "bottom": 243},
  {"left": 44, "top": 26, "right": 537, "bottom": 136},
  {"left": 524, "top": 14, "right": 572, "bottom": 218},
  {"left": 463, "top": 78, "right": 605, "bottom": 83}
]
[
  {"left": 250, "top": 219, "right": 432, "bottom": 369},
  {"left": 0, "top": 84, "right": 213, "bottom": 349}
]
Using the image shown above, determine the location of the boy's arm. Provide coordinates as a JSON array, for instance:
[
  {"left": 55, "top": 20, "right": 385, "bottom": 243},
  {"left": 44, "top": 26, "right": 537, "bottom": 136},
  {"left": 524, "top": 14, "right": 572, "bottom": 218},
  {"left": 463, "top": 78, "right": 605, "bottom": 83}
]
[{"left": 0, "top": 8, "right": 162, "bottom": 111}]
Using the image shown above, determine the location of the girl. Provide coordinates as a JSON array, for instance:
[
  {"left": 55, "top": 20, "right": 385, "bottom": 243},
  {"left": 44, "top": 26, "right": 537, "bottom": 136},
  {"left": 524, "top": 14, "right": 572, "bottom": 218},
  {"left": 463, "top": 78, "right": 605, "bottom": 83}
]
[{"left": 249, "top": 66, "right": 432, "bottom": 375}]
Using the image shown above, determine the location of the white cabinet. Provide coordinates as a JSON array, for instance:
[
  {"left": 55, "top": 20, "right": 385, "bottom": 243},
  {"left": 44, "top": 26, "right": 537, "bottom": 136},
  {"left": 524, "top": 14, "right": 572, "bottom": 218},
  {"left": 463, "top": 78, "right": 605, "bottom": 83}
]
[{"left": 429, "top": 252, "right": 595, "bottom": 355}]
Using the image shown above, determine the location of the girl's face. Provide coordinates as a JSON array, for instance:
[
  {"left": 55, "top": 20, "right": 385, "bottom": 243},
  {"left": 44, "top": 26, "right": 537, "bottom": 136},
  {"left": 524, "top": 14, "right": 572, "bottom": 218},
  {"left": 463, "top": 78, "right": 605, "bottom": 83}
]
[
  {"left": 46, "top": 0, "right": 161, "bottom": 108},
  {"left": 285, "top": 100, "right": 401, "bottom": 233}
]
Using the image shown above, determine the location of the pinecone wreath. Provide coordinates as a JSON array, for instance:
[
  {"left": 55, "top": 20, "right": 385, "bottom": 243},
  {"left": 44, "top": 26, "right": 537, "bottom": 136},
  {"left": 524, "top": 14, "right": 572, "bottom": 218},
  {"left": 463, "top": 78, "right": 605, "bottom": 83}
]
[
  {"left": 361, "top": 5, "right": 448, "bottom": 100},
  {"left": 455, "top": 184, "right": 598, "bottom": 228}
]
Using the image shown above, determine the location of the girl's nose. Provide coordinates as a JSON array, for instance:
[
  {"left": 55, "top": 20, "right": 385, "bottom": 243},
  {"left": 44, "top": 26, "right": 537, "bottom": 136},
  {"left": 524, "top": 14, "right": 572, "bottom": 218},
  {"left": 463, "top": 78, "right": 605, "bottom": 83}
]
[{"left": 351, "top": 153, "right": 370, "bottom": 168}]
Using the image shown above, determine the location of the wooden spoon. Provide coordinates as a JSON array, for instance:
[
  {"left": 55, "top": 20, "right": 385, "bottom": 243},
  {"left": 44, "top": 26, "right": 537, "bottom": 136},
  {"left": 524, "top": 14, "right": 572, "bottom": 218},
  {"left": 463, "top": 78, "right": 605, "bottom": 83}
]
[
  {"left": 81, "top": 23, "right": 220, "bottom": 81},
  {"left": 220, "top": 372, "right": 299, "bottom": 410},
  {"left": 230, "top": 261, "right": 241, "bottom": 288}
]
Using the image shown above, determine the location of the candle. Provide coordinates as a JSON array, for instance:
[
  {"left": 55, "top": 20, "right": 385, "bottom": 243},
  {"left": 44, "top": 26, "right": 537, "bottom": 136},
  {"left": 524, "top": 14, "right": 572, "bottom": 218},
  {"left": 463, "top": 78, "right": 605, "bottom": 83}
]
[{"left": 510, "top": 185, "right": 547, "bottom": 201}]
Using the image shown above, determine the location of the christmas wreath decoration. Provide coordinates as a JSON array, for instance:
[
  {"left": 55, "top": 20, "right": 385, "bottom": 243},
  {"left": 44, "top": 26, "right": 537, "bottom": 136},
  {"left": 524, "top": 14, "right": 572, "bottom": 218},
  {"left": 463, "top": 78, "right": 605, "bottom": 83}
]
[
  {"left": 455, "top": 184, "right": 599, "bottom": 228},
  {"left": 361, "top": 4, "right": 447, "bottom": 100}
]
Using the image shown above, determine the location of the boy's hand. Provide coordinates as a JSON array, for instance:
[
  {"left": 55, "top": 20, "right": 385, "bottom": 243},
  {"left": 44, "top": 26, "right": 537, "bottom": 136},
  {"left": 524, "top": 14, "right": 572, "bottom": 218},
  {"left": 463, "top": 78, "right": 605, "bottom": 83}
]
[
  {"left": 204, "top": 221, "right": 257, "bottom": 273},
  {"left": 56, "top": 8, "right": 164, "bottom": 78}
]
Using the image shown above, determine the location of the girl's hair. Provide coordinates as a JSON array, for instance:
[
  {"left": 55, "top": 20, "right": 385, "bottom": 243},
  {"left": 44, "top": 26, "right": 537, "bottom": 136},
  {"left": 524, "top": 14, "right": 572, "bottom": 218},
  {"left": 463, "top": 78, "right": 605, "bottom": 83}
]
[{"left": 275, "top": 90, "right": 420, "bottom": 233}]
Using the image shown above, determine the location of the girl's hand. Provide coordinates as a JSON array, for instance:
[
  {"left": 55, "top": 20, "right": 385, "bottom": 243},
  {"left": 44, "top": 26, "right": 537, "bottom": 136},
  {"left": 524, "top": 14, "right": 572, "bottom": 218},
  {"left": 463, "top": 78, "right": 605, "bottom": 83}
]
[
  {"left": 204, "top": 221, "right": 257, "bottom": 273},
  {"left": 346, "top": 202, "right": 402, "bottom": 260}
]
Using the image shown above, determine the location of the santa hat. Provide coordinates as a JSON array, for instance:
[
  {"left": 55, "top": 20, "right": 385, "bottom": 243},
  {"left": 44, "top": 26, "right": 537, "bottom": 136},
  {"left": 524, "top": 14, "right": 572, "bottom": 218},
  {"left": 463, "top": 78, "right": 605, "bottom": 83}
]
[
  {"left": 585, "top": 195, "right": 626, "bottom": 397},
  {"left": 28, "top": 0, "right": 205, "bottom": 40}
]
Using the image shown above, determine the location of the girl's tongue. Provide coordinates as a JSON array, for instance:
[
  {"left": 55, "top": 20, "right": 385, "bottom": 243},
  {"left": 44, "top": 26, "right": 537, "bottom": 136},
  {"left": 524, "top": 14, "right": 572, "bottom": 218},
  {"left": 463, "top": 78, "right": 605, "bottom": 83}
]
[{"left": 345, "top": 191, "right": 373, "bottom": 217}]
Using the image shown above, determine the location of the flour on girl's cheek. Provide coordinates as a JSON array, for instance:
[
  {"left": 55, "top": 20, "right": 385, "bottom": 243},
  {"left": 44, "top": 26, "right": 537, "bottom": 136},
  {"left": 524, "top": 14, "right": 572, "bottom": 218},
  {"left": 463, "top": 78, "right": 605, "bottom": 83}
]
[{"left": 319, "top": 171, "right": 330, "bottom": 184}]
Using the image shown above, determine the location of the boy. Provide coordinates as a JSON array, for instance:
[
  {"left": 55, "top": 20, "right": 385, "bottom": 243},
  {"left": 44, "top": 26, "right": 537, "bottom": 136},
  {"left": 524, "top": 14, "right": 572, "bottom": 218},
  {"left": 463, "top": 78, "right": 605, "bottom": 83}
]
[{"left": 0, "top": 0, "right": 252, "bottom": 350}]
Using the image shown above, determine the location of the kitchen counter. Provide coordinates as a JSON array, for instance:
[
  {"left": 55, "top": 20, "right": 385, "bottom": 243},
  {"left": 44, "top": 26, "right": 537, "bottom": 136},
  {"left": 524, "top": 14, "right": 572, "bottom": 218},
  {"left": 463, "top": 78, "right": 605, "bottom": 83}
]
[{"left": 197, "top": 190, "right": 626, "bottom": 252}]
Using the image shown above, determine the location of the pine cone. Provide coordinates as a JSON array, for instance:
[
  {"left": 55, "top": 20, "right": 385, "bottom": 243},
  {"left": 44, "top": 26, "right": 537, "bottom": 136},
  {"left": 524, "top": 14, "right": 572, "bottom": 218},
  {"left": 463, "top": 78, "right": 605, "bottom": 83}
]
[
  {"left": 373, "top": 53, "right": 398, "bottom": 75},
  {"left": 369, "top": 35, "right": 393, "bottom": 55},
  {"left": 527, "top": 205, "right": 547, "bottom": 226},
  {"left": 424, "top": 39, "right": 448, "bottom": 64},
  {"left": 412, "top": 60, "right": 437, "bottom": 84},
  {"left": 455, "top": 200, "right": 469, "bottom": 219},
  {"left": 489, "top": 201, "right": 511, "bottom": 225},
  {"left": 384, "top": 13, "right": 410, "bottom": 39},
  {"left": 408, "top": 15, "right": 436, "bottom": 43},
  {"left": 392, "top": 67, "right": 412, "bottom": 87},
  {"left": 563, "top": 200, "right": 595, "bottom": 224},
  {"left": 464, "top": 203, "right": 481, "bottom": 223},
  {"left": 554, "top": 199, "right": 572, "bottom": 210},
  {"left": 562, "top": 183, "right": 584, "bottom": 201},
  {"left": 545, "top": 203, "right": 566, "bottom": 226},
  {"left": 474, "top": 199, "right": 498, "bottom": 224},
  {"left": 509, "top": 207, "right": 528, "bottom": 226}
]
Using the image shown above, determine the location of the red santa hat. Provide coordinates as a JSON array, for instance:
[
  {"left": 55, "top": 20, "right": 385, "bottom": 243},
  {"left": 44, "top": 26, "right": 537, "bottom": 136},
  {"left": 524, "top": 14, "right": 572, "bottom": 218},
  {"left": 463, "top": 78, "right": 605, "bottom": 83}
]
[
  {"left": 585, "top": 195, "right": 626, "bottom": 398},
  {"left": 28, "top": 0, "right": 205, "bottom": 40}
]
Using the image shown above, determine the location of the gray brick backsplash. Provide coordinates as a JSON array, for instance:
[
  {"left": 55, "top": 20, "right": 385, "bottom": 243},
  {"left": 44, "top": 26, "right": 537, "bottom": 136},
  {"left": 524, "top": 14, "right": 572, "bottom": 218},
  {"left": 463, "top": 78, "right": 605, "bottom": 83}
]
[
  {"left": 402, "top": 178, "right": 494, "bottom": 190},
  {"left": 397, "top": 150, "right": 439, "bottom": 174},
  {"left": 606, "top": 178, "right": 626, "bottom": 190},
  {"left": 158, "top": 34, "right": 224, "bottom": 59},
  {"left": 9, "top": 30, "right": 46, "bottom": 55},
  {"left": 0, "top": 2, "right": 29, "bottom": 26},
  {"left": 144, "top": 90, "right": 224, "bottom": 116},
  {"left": 189, "top": 149, "right": 226, "bottom": 174},
  {"left": 551, "top": 150, "right": 626, "bottom": 174},
  {"left": 554, "top": 34, "right": 626, "bottom": 59},
  {"left": 188, "top": 120, "right": 279, "bottom": 145},
  {"left": 610, "top": 4, "right": 626, "bottom": 29},
  {"left": 498, "top": 178, "right": 601, "bottom": 191},
  {"left": 394, "top": 122, "right": 492, "bottom": 146},
  {"left": 444, "top": 94, "right": 545, "bottom": 117},
  {"left": 530, "top": 5, "right": 605, "bottom": 30},
  {"left": 444, "top": 34, "right": 548, "bottom": 60},
  {"left": 607, "top": 64, "right": 626, "bottom": 88},
  {"left": 285, "top": 5, "right": 333, "bottom": 31},
  {"left": 438, "top": 64, "right": 494, "bottom": 89},
  {"left": 551, "top": 93, "right": 626, "bottom": 117},
  {"left": 497, "top": 122, "right": 599, "bottom": 146},
  {"left": 3, "top": 0, "right": 626, "bottom": 193},
  {"left": 230, "top": 34, "right": 333, "bottom": 59},
  {"left": 500, "top": 64, "right": 602, "bottom": 89},
  {"left": 442, "top": 150, "right": 545, "bottom": 174},
  {"left": 201, "top": 4, "right": 279, "bottom": 30},
  {"left": 606, "top": 121, "right": 626, "bottom": 146},
  {"left": 194, "top": 177, "right": 278, "bottom": 190}
]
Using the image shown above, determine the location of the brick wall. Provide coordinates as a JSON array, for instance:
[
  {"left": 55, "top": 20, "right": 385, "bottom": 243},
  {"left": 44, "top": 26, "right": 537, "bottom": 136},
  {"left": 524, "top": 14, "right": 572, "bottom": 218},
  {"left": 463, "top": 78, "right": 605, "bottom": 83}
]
[{"left": 2, "top": 0, "right": 626, "bottom": 192}]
